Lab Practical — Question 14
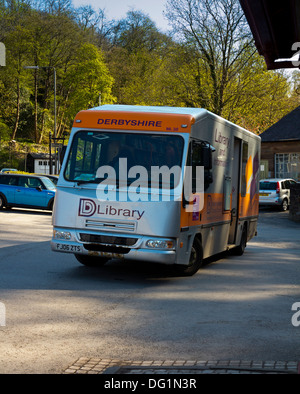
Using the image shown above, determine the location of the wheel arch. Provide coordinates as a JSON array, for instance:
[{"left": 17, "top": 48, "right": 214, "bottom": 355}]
[
  {"left": 0, "top": 192, "right": 8, "bottom": 208},
  {"left": 47, "top": 197, "right": 55, "bottom": 210}
]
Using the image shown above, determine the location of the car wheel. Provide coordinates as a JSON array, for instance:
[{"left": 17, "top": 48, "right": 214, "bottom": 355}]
[
  {"left": 0, "top": 195, "right": 5, "bottom": 210},
  {"left": 48, "top": 199, "right": 54, "bottom": 211},
  {"left": 281, "top": 199, "right": 288, "bottom": 211},
  {"left": 176, "top": 237, "right": 203, "bottom": 276},
  {"left": 75, "top": 254, "right": 109, "bottom": 267}
]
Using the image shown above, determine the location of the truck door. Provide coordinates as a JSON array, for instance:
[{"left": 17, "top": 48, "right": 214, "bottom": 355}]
[{"left": 228, "top": 138, "right": 241, "bottom": 244}]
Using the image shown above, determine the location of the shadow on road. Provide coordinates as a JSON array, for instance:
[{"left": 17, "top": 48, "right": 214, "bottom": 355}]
[{"left": 0, "top": 208, "right": 52, "bottom": 216}]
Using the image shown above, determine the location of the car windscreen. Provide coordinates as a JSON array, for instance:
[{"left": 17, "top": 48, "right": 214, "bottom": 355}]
[
  {"left": 259, "top": 182, "right": 276, "bottom": 190},
  {"left": 41, "top": 177, "right": 56, "bottom": 190}
]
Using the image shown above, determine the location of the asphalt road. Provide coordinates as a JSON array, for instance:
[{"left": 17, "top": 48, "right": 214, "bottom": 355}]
[{"left": 0, "top": 207, "right": 299, "bottom": 373}]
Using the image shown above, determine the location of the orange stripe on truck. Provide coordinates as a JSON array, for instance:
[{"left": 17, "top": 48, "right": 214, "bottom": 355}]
[{"left": 73, "top": 110, "right": 195, "bottom": 133}]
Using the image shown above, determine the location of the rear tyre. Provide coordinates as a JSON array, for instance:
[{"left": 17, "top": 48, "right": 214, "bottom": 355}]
[
  {"left": 281, "top": 199, "right": 288, "bottom": 211},
  {"left": 75, "top": 254, "right": 109, "bottom": 267},
  {"left": 233, "top": 224, "right": 247, "bottom": 256},
  {"left": 0, "top": 195, "right": 5, "bottom": 210},
  {"left": 176, "top": 238, "right": 203, "bottom": 276}
]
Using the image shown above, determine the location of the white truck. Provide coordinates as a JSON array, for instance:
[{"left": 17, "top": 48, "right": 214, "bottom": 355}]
[{"left": 51, "top": 105, "right": 261, "bottom": 275}]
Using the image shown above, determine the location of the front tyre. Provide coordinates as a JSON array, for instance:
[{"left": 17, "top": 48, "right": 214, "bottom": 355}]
[
  {"left": 176, "top": 238, "right": 203, "bottom": 276},
  {"left": 75, "top": 254, "right": 109, "bottom": 267},
  {"left": 48, "top": 199, "right": 54, "bottom": 211}
]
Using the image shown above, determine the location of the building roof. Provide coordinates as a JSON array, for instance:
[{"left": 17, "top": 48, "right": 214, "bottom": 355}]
[
  {"left": 239, "top": 0, "right": 300, "bottom": 70},
  {"left": 260, "top": 106, "right": 300, "bottom": 142},
  {"left": 28, "top": 153, "right": 51, "bottom": 159}
]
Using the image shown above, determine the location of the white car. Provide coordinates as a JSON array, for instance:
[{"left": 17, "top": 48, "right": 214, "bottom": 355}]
[
  {"left": 259, "top": 178, "right": 297, "bottom": 211},
  {"left": 0, "top": 168, "right": 18, "bottom": 173}
]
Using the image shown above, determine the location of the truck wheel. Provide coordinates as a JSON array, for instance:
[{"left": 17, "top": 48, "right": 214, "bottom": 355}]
[
  {"left": 75, "top": 254, "right": 109, "bottom": 267},
  {"left": 233, "top": 225, "right": 247, "bottom": 256},
  {"left": 176, "top": 238, "right": 203, "bottom": 276}
]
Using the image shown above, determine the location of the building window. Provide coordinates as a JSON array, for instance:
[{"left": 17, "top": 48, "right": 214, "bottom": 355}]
[{"left": 275, "top": 153, "right": 300, "bottom": 181}]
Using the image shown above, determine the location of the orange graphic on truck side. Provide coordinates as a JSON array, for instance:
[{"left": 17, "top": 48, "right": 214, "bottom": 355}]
[{"left": 180, "top": 153, "right": 260, "bottom": 228}]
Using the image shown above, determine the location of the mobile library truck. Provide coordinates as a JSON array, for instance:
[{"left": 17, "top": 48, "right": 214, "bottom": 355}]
[{"left": 51, "top": 105, "right": 261, "bottom": 275}]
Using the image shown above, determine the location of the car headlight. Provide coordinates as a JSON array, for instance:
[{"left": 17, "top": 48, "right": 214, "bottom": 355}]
[
  {"left": 146, "top": 239, "right": 174, "bottom": 249},
  {"left": 53, "top": 230, "right": 71, "bottom": 240}
]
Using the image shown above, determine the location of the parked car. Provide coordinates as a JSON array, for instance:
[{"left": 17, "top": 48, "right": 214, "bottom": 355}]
[
  {"left": 259, "top": 178, "right": 297, "bottom": 211},
  {"left": 0, "top": 168, "right": 18, "bottom": 173},
  {"left": 35, "top": 174, "right": 59, "bottom": 185},
  {"left": 0, "top": 173, "right": 56, "bottom": 211}
]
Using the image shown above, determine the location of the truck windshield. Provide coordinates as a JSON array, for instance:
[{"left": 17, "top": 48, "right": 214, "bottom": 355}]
[{"left": 64, "top": 131, "right": 184, "bottom": 189}]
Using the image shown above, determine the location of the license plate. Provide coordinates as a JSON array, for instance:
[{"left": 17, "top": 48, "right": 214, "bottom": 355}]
[
  {"left": 259, "top": 193, "right": 269, "bottom": 196},
  {"left": 56, "top": 244, "right": 82, "bottom": 253}
]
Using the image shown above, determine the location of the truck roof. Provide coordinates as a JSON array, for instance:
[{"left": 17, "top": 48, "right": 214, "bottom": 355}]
[
  {"left": 73, "top": 105, "right": 206, "bottom": 133},
  {"left": 90, "top": 104, "right": 207, "bottom": 119},
  {"left": 73, "top": 105, "right": 260, "bottom": 140}
]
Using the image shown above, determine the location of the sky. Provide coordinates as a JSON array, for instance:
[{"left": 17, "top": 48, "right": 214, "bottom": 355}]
[{"left": 72, "top": 0, "right": 170, "bottom": 32}]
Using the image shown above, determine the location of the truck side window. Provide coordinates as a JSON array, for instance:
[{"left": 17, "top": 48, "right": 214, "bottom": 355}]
[
  {"left": 186, "top": 143, "right": 201, "bottom": 192},
  {"left": 186, "top": 141, "right": 213, "bottom": 193}
]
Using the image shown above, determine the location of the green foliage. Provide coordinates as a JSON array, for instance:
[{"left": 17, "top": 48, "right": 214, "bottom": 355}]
[
  {"left": 0, "top": 120, "right": 10, "bottom": 140},
  {"left": 0, "top": 0, "right": 298, "bottom": 157},
  {"left": 63, "top": 43, "right": 115, "bottom": 116},
  {"left": 0, "top": 0, "right": 116, "bottom": 144}
]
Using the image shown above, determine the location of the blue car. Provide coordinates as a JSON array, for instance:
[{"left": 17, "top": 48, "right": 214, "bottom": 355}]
[{"left": 0, "top": 173, "right": 56, "bottom": 211}]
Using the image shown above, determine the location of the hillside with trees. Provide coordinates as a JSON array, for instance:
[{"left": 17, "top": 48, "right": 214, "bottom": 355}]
[{"left": 0, "top": 0, "right": 299, "bottom": 169}]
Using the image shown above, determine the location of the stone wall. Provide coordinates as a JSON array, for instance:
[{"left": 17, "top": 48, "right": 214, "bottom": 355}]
[{"left": 289, "top": 183, "right": 300, "bottom": 222}]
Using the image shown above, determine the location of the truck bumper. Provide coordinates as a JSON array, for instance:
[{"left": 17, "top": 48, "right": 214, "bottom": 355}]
[{"left": 51, "top": 228, "right": 178, "bottom": 265}]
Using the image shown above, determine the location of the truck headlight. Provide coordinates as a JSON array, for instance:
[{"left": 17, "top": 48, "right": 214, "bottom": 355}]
[
  {"left": 146, "top": 240, "right": 174, "bottom": 249},
  {"left": 53, "top": 230, "right": 71, "bottom": 240}
]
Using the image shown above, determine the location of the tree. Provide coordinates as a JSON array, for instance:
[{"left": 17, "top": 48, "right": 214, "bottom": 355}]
[
  {"left": 224, "top": 55, "right": 296, "bottom": 133},
  {"left": 0, "top": 0, "right": 298, "bottom": 148},
  {"left": 61, "top": 43, "right": 115, "bottom": 133},
  {"left": 107, "top": 10, "right": 174, "bottom": 105},
  {"left": 165, "top": 0, "right": 255, "bottom": 115},
  {"left": 112, "top": 10, "right": 164, "bottom": 53},
  {"left": 0, "top": 1, "right": 33, "bottom": 141}
]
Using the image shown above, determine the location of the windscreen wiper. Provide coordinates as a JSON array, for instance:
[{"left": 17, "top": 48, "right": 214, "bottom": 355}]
[
  {"left": 76, "top": 177, "right": 115, "bottom": 186},
  {"left": 76, "top": 179, "right": 98, "bottom": 186}
]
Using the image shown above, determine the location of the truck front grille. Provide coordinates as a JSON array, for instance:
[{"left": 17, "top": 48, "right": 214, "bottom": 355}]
[
  {"left": 80, "top": 233, "right": 138, "bottom": 246},
  {"left": 85, "top": 219, "right": 136, "bottom": 232}
]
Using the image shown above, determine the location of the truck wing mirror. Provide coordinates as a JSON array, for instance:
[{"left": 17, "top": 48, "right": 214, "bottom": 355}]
[
  {"left": 202, "top": 146, "right": 212, "bottom": 170},
  {"left": 201, "top": 144, "right": 215, "bottom": 188}
]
